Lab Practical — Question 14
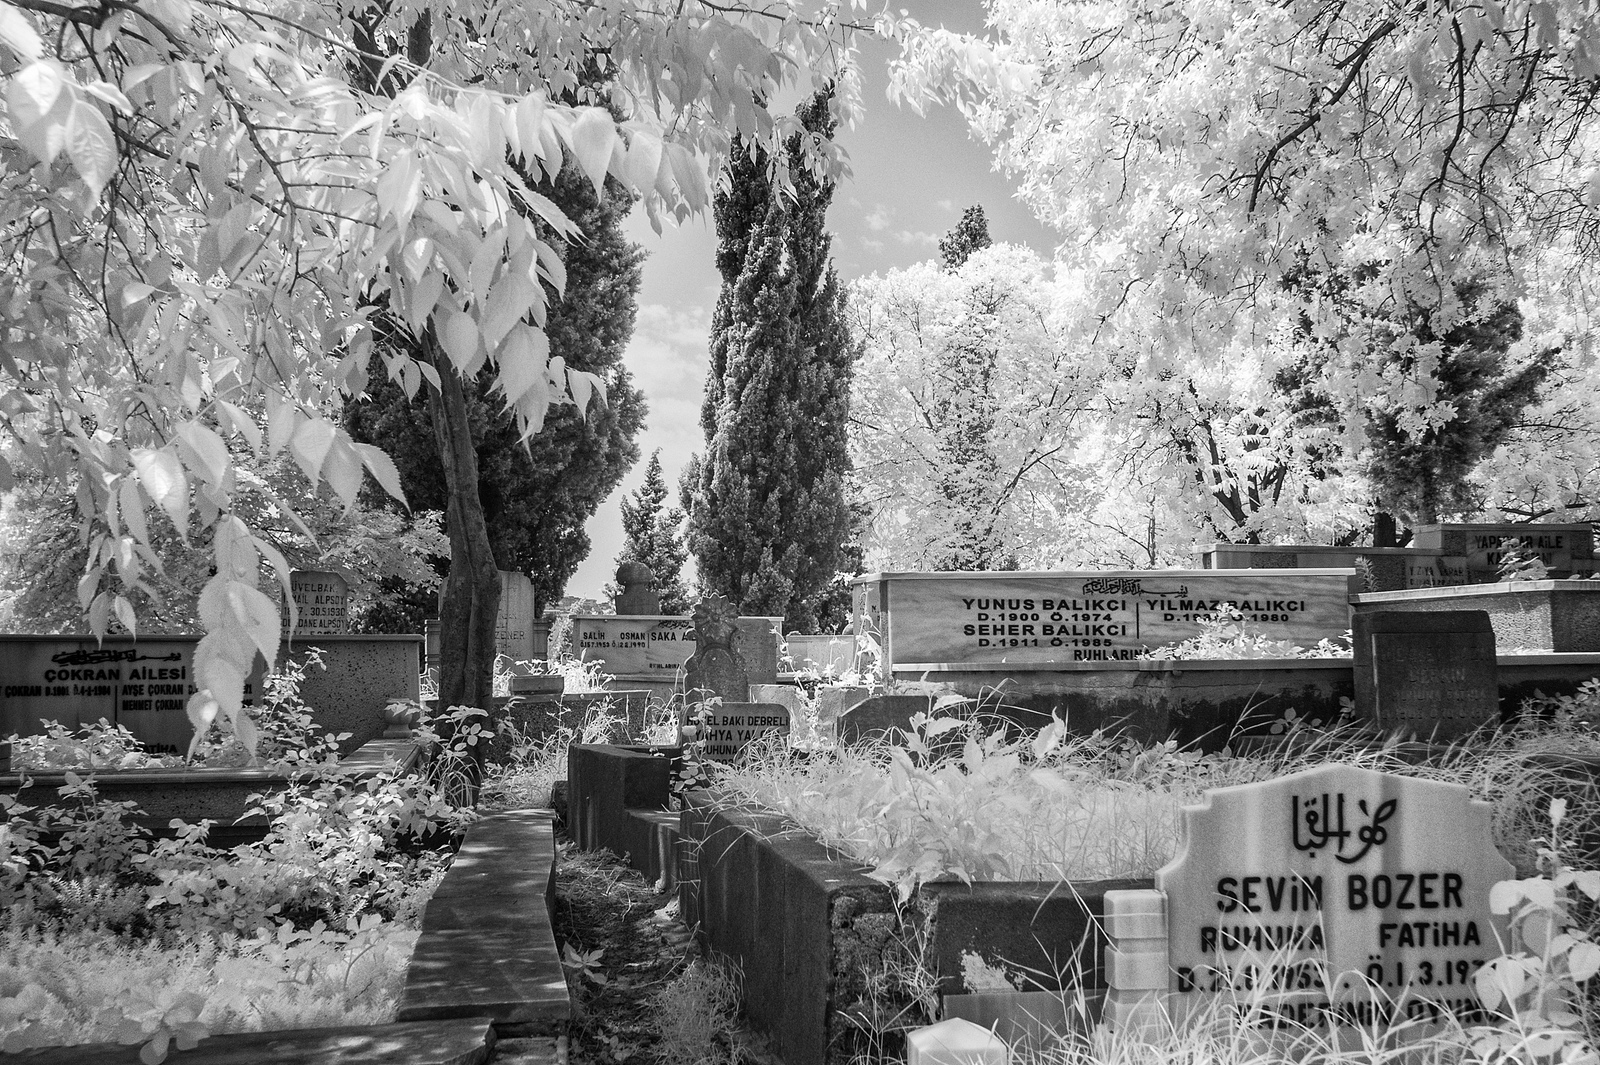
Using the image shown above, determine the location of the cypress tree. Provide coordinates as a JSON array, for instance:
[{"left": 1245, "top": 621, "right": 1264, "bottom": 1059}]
[
  {"left": 685, "top": 89, "right": 855, "bottom": 631},
  {"left": 939, "top": 205, "right": 991, "bottom": 271},
  {"left": 618, "top": 450, "right": 689, "bottom": 613}
]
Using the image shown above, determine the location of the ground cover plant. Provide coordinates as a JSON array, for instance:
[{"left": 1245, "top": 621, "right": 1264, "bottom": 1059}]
[
  {"left": 0, "top": 696, "right": 479, "bottom": 1059},
  {"left": 710, "top": 700, "right": 1600, "bottom": 899}
]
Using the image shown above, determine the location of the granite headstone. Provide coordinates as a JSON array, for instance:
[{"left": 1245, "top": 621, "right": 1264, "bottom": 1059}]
[{"left": 1353, "top": 610, "right": 1498, "bottom": 739}]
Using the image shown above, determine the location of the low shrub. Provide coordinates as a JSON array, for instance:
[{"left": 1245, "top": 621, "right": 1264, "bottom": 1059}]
[{"left": 0, "top": 700, "right": 477, "bottom": 1058}]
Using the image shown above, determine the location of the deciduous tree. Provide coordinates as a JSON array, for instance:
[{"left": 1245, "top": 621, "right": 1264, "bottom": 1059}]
[{"left": 0, "top": 0, "right": 887, "bottom": 749}]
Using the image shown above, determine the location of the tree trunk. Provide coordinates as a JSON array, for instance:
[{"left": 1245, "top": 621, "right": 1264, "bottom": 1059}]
[
  {"left": 1373, "top": 512, "right": 1400, "bottom": 548},
  {"left": 425, "top": 336, "right": 500, "bottom": 711}
]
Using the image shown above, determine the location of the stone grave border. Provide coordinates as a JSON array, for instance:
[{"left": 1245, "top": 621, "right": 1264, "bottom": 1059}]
[
  {"left": 1352, "top": 580, "right": 1600, "bottom": 654},
  {"left": 567, "top": 742, "right": 1600, "bottom": 1065}
]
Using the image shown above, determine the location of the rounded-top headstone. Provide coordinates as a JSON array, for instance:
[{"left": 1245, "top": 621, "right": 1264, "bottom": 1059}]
[{"left": 614, "top": 561, "right": 661, "bottom": 615}]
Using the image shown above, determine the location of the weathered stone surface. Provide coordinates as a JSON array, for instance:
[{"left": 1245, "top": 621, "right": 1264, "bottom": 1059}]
[
  {"left": 398, "top": 810, "right": 568, "bottom": 1034},
  {"left": 677, "top": 791, "right": 896, "bottom": 1065},
  {"left": 784, "top": 634, "right": 857, "bottom": 676},
  {"left": 495, "top": 570, "right": 538, "bottom": 666},
  {"left": 0, "top": 634, "right": 265, "bottom": 755},
  {"left": 1157, "top": 763, "right": 1513, "bottom": 1030},
  {"left": 1353, "top": 580, "right": 1600, "bottom": 653},
  {"left": 1412, "top": 522, "right": 1595, "bottom": 581},
  {"left": 1353, "top": 610, "right": 1499, "bottom": 739},
  {"left": 919, "top": 879, "right": 1148, "bottom": 996},
  {"left": 685, "top": 595, "right": 749, "bottom": 702},
  {"left": 614, "top": 561, "right": 661, "bottom": 615},
  {"left": 835, "top": 694, "right": 939, "bottom": 744},
  {"left": 290, "top": 570, "right": 350, "bottom": 635},
  {"left": 565, "top": 744, "right": 674, "bottom": 856},
  {"left": 286, "top": 634, "right": 423, "bottom": 752},
  {"left": 11, "top": 1018, "right": 495, "bottom": 1065},
  {"left": 694, "top": 701, "right": 790, "bottom": 761},
  {"left": 852, "top": 570, "right": 1353, "bottom": 671}
]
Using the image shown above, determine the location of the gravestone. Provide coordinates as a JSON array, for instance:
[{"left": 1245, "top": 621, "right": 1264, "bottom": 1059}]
[
  {"left": 1412, "top": 523, "right": 1595, "bottom": 582},
  {"left": 614, "top": 561, "right": 661, "bottom": 615},
  {"left": 495, "top": 569, "right": 537, "bottom": 666},
  {"left": 684, "top": 595, "right": 749, "bottom": 703},
  {"left": 1352, "top": 610, "right": 1498, "bottom": 739},
  {"left": 692, "top": 701, "right": 791, "bottom": 761},
  {"left": 1151, "top": 763, "right": 1511, "bottom": 1032},
  {"left": 290, "top": 570, "right": 349, "bottom": 634},
  {"left": 570, "top": 615, "right": 783, "bottom": 681},
  {"left": 852, "top": 569, "right": 1353, "bottom": 671},
  {"left": 0, "top": 635, "right": 262, "bottom": 755}
]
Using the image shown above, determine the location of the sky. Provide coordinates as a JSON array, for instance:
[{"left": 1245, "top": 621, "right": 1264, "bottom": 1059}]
[{"left": 564, "top": 1, "right": 1060, "bottom": 601}]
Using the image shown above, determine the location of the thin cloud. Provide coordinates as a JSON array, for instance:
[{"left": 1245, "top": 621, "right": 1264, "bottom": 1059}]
[{"left": 865, "top": 204, "right": 893, "bottom": 231}]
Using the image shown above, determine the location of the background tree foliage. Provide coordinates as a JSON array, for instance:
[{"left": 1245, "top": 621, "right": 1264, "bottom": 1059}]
[
  {"left": 0, "top": 0, "right": 880, "bottom": 733},
  {"left": 345, "top": 160, "right": 646, "bottom": 624},
  {"left": 885, "top": 0, "right": 1600, "bottom": 545},
  {"left": 617, "top": 450, "right": 689, "bottom": 614},
  {"left": 686, "top": 89, "right": 857, "bottom": 631}
]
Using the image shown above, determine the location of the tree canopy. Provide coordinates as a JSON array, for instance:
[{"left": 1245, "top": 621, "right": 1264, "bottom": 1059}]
[
  {"left": 0, "top": 0, "right": 887, "bottom": 748},
  {"left": 618, "top": 450, "right": 689, "bottom": 614}
]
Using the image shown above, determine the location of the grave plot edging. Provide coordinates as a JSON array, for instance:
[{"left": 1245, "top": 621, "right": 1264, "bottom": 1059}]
[{"left": 676, "top": 790, "right": 1157, "bottom": 1065}]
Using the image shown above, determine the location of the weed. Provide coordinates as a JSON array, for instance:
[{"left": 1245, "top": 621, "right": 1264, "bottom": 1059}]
[{"left": 650, "top": 959, "right": 745, "bottom": 1065}]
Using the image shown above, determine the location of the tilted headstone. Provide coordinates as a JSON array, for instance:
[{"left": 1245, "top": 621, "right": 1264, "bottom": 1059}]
[
  {"left": 614, "top": 561, "right": 661, "bottom": 615},
  {"left": 693, "top": 701, "right": 791, "bottom": 761},
  {"left": 290, "top": 570, "right": 349, "bottom": 635},
  {"left": 1352, "top": 610, "right": 1498, "bottom": 740},
  {"left": 684, "top": 594, "right": 749, "bottom": 703},
  {"left": 1149, "top": 763, "right": 1511, "bottom": 1033}
]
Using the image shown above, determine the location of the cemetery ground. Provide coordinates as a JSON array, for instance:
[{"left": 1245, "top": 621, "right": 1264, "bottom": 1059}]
[{"left": 14, "top": 575, "right": 1600, "bottom": 1065}]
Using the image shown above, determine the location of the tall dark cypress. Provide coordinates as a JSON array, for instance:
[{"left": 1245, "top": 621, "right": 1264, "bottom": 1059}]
[{"left": 685, "top": 89, "right": 856, "bottom": 632}]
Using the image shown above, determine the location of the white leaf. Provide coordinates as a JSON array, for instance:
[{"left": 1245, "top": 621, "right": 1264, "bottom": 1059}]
[
  {"left": 567, "top": 368, "right": 606, "bottom": 414},
  {"left": 322, "top": 434, "right": 363, "bottom": 510},
  {"left": 439, "top": 309, "right": 480, "bottom": 370},
  {"left": 131, "top": 447, "right": 188, "bottom": 536},
  {"left": 289, "top": 417, "right": 336, "bottom": 486},
  {"left": 1569, "top": 941, "right": 1600, "bottom": 982},
  {"left": 226, "top": 581, "right": 279, "bottom": 666},
  {"left": 65, "top": 98, "right": 116, "bottom": 199},
  {"left": 176, "top": 420, "right": 230, "bottom": 487},
  {"left": 568, "top": 106, "right": 617, "bottom": 198},
  {"left": 112, "top": 595, "right": 137, "bottom": 637},
  {"left": 264, "top": 390, "right": 297, "bottom": 458},
  {"left": 82, "top": 79, "right": 134, "bottom": 114},
  {"left": 8, "top": 59, "right": 69, "bottom": 165},
  {"left": 0, "top": 2, "right": 43, "bottom": 61},
  {"left": 354, "top": 443, "right": 406, "bottom": 504}
]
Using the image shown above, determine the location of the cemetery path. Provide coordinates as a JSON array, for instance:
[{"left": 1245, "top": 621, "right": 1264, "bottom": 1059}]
[{"left": 546, "top": 835, "right": 779, "bottom": 1065}]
